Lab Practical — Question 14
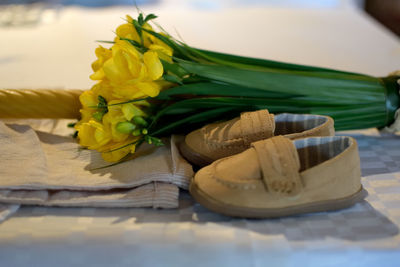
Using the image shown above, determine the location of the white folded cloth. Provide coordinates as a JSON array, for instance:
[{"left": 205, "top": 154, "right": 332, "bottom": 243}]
[
  {"left": 0, "top": 120, "right": 193, "bottom": 215},
  {"left": 0, "top": 204, "right": 19, "bottom": 223}
]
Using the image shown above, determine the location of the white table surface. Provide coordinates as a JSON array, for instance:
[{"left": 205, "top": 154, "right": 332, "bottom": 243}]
[{"left": 1, "top": 2, "right": 400, "bottom": 267}]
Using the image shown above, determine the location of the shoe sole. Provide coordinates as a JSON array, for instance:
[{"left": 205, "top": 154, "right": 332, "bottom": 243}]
[
  {"left": 190, "top": 182, "right": 368, "bottom": 218},
  {"left": 179, "top": 141, "right": 214, "bottom": 168}
]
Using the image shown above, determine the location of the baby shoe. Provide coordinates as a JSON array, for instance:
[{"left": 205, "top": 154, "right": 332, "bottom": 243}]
[
  {"left": 190, "top": 135, "right": 366, "bottom": 218},
  {"left": 180, "top": 109, "right": 334, "bottom": 166}
]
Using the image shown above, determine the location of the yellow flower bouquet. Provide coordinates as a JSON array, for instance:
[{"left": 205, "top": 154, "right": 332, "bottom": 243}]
[
  {"left": 2, "top": 13, "right": 399, "bottom": 163},
  {"left": 75, "top": 15, "right": 173, "bottom": 162}
]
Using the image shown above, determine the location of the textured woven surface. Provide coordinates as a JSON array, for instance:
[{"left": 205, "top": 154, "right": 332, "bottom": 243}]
[
  {"left": 0, "top": 89, "right": 82, "bottom": 119},
  {"left": 0, "top": 130, "right": 400, "bottom": 266}
]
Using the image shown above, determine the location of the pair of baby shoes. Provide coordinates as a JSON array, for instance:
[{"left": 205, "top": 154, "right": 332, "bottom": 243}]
[{"left": 180, "top": 110, "right": 367, "bottom": 218}]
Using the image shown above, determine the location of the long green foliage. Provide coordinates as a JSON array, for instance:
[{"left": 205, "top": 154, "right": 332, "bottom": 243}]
[{"left": 135, "top": 14, "right": 399, "bottom": 135}]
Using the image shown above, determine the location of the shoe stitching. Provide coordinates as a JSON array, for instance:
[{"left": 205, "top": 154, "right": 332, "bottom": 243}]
[
  {"left": 213, "top": 174, "right": 257, "bottom": 190},
  {"left": 201, "top": 114, "right": 331, "bottom": 153},
  {"left": 210, "top": 160, "right": 258, "bottom": 190}
]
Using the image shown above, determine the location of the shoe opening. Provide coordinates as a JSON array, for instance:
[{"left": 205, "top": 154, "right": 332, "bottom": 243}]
[
  {"left": 274, "top": 114, "right": 327, "bottom": 135},
  {"left": 294, "top": 136, "right": 352, "bottom": 171}
]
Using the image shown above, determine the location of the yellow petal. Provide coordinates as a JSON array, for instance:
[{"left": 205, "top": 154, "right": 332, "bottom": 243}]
[
  {"left": 79, "top": 108, "right": 95, "bottom": 123},
  {"left": 89, "top": 121, "right": 111, "bottom": 149},
  {"left": 115, "top": 23, "right": 140, "bottom": 43},
  {"left": 130, "top": 144, "right": 136, "bottom": 153},
  {"left": 91, "top": 45, "right": 112, "bottom": 72},
  {"left": 90, "top": 69, "right": 105, "bottom": 80},
  {"left": 149, "top": 44, "right": 173, "bottom": 62},
  {"left": 135, "top": 82, "right": 160, "bottom": 97},
  {"left": 94, "top": 127, "right": 110, "bottom": 145},
  {"left": 143, "top": 51, "right": 163, "bottom": 80},
  {"left": 79, "top": 90, "right": 97, "bottom": 108},
  {"left": 103, "top": 58, "right": 127, "bottom": 83},
  {"left": 112, "top": 50, "right": 132, "bottom": 80},
  {"left": 77, "top": 122, "right": 97, "bottom": 148},
  {"left": 134, "top": 99, "right": 151, "bottom": 107},
  {"left": 92, "top": 81, "right": 113, "bottom": 102},
  {"left": 124, "top": 53, "right": 142, "bottom": 78},
  {"left": 100, "top": 138, "right": 139, "bottom": 162},
  {"left": 102, "top": 112, "right": 128, "bottom": 142},
  {"left": 121, "top": 103, "right": 145, "bottom": 121},
  {"left": 116, "top": 39, "right": 140, "bottom": 59},
  {"left": 142, "top": 23, "right": 154, "bottom": 48},
  {"left": 111, "top": 84, "right": 147, "bottom": 100},
  {"left": 126, "top": 15, "right": 134, "bottom": 23}
]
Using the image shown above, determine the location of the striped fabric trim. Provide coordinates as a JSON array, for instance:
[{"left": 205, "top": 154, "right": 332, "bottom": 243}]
[
  {"left": 293, "top": 136, "right": 351, "bottom": 171},
  {"left": 274, "top": 113, "right": 327, "bottom": 135}
]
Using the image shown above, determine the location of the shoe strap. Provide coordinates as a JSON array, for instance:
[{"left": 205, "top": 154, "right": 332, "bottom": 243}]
[
  {"left": 240, "top": 110, "right": 275, "bottom": 144},
  {"left": 252, "top": 136, "right": 302, "bottom": 196}
]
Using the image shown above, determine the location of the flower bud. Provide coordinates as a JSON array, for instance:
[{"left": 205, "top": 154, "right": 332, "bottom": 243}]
[
  {"left": 132, "top": 116, "right": 148, "bottom": 127},
  {"left": 132, "top": 129, "right": 142, "bottom": 136},
  {"left": 92, "top": 111, "right": 104, "bottom": 121},
  {"left": 116, "top": 121, "right": 136, "bottom": 134}
]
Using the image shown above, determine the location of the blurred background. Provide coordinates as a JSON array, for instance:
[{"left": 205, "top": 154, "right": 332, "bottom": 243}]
[
  {"left": 0, "top": 0, "right": 399, "bottom": 37},
  {"left": 1, "top": 0, "right": 399, "bottom": 90}
]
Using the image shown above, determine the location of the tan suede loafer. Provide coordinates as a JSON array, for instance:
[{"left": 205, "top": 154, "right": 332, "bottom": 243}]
[
  {"left": 190, "top": 135, "right": 366, "bottom": 218},
  {"left": 180, "top": 110, "right": 334, "bottom": 167}
]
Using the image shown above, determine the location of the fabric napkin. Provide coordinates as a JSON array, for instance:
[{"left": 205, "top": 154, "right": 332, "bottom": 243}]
[
  {"left": 0, "top": 204, "right": 19, "bottom": 223},
  {"left": 0, "top": 120, "right": 193, "bottom": 213}
]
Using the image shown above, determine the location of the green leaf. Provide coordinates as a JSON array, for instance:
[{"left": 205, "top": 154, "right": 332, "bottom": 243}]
[
  {"left": 107, "top": 97, "right": 151, "bottom": 106},
  {"left": 98, "top": 95, "right": 108, "bottom": 108},
  {"left": 141, "top": 28, "right": 195, "bottom": 60},
  {"left": 194, "top": 48, "right": 370, "bottom": 77},
  {"left": 150, "top": 107, "right": 236, "bottom": 136},
  {"left": 174, "top": 43, "right": 375, "bottom": 83},
  {"left": 144, "top": 135, "right": 163, "bottom": 146},
  {"left": 160, "top": 59, "right": 189, "bottom": 77},
  {"left": 138, "top": 13, "right": 144, "bottom": 25},
  {"left": 119, "top": 37, "right": 147, "bottom": 53},
  {"left": 156, "top": 82, "right": 295, "bottom": 100},
  {"left": 176, "top": 59, "right": 384, "bottom": 102},
  {"left": 144, "top": 14, "right": 158, "bottom": 23},
  {"left": 148, "top": 94, "right": 388, "bottom": 133},
  {"left": 96, "top": 40, "right": 115, "bottom": 44},
  {"left": 132, "top": 20, "right": 143, "bottom": 44},
  {"left": 163, "top": 74, "right": 183, "bottom": 85}
]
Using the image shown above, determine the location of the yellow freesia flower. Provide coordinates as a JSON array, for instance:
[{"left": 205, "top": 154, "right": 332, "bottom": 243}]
[
  {"left": 75, "top": 81, "right": 115, "bottom": 128},
  {"left": 102, "top": 112, "right": 127, "bottom": 143},
  {"left": 143, "top": 51, "right": 163, "bottom": 80},
  {"left": 114, "top": 15, "right": 141, "bottom": 43},
  {"left": 148, "top": 44, "right": 173, "bottom": 62},
  {"left": 77, "top": 108, "right": 95, "bottom": 125},
  {"left": 114, "top": 15, "right": 154, "bottom": 48},
  {"left": 79, "top": 89, "right": 97, "bottom": 108},
  {"left": 77, "top": 119, "right": 112, "bottom": 150},
  {"left": 148, "top": 31, "right": 174, "bottom": 62},
  {"left": 90, "top": 46, "right": 112, "bottom": 80},
  {"left": 102, "top": 99, "right": 149, "bottom": 142},
  {"left": 103, "top": 40, "right": 144, "bottom": 82},
  {"left": 76, "top": 89, "right": 98, "bottom": 126},
  {"left": 100, "top": 40, "right": 164, "bottom": 99},
  {"left": 80, "top": 82, "right": 113, "bottom": 107},
  {"left": 75, "top": 14, "right": 175, "bottom": 163}
]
